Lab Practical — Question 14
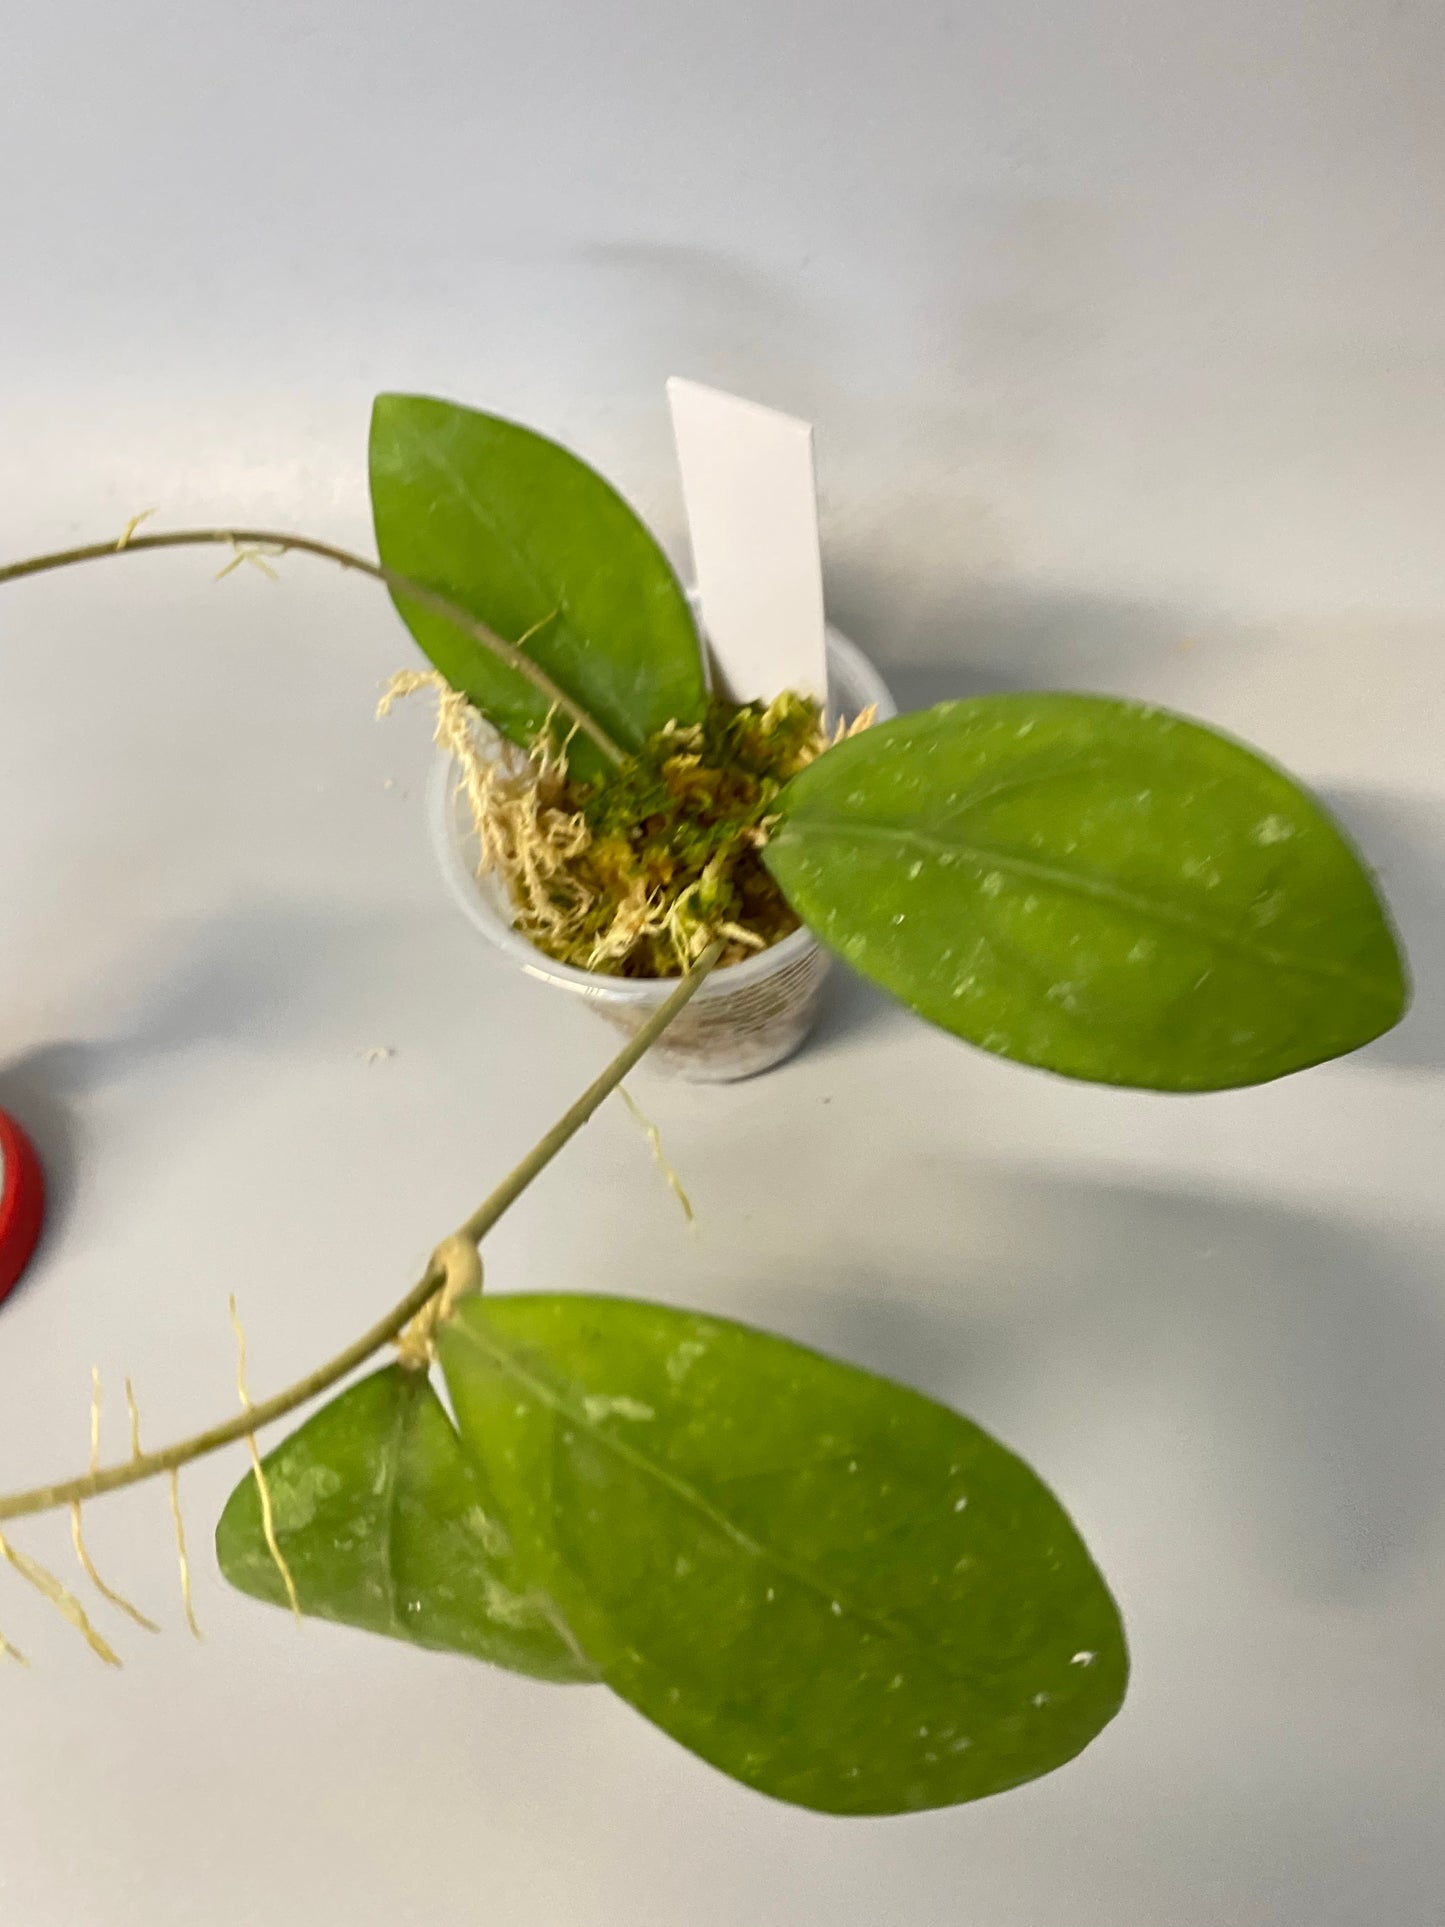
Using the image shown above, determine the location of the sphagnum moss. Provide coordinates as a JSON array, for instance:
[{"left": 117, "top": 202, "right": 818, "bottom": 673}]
[{"left": 387, "top": 672, "right": 875, "bottom": 977}]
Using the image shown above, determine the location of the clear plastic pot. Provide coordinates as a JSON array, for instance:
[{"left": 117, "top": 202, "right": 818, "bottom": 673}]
[{"left": 428, "top": 626, "right": 896, "bottom": 1081}]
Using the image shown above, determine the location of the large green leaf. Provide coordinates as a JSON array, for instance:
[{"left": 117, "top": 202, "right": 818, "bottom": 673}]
[
  {"left": 439, "top": 1294, "right": 1126, "bottom": 1816},
  {"left": 369, "top": 393, "right": 707, "bottom": 780},
  {"left": 765, "top": 694, "right": 1407, "bottom": 1090},
  {"left": 215, "top": 1364, "right": 594, "bottom": 1683}
]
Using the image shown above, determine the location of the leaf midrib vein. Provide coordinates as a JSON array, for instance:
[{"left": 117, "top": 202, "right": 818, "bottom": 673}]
[
  {"left": 786, "top": 817, "right": 1388, "bottom": 996},
  {"left": 452, "top": 1322, "right": 942, "bottom": 1666}
]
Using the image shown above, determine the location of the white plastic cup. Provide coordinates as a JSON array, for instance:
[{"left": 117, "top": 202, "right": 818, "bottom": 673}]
[{"left": 428, "top": 626, "right": 897, "bottom": 1081}]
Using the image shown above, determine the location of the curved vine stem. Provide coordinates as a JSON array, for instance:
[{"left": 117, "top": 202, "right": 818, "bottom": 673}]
[
  {"left": 0, "top": 944, "right": 721, "bottom": 1525},
  {"left": 0, "top": 528, "right": 626, "bottom": 766}
]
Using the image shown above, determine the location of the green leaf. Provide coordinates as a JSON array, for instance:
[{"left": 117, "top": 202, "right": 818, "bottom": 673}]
[
  {"left": 214, "top": 1364, "right": 594, "bottom": 1683},
  {"left": 765, "top": 694, "right": 1407, "bottom": 1090},
  {"left": 439, "top": 1294, "right": 1126, "bottom": 1816},
  {"left": 369, "top": 393, "right": 707, "bottom": 780}
]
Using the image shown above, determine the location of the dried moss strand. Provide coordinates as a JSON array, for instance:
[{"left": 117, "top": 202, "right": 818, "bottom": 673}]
[{"left": 0, "top": 527, "right": 625, "bottom": 766}]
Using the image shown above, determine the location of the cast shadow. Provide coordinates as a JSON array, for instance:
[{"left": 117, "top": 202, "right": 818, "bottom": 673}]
[
  {"left": 830, "top": 580, "right": 1226, "bottom": 705},
  {"left": 634, "top": 1147, "right": 1445, "bottom": 1605},
  {"left": 0, "top": 897, "right": 417, "bottom": 1272},
  {"left": 1323, "top": 786, "right": 1445, "bottom": 1074}
]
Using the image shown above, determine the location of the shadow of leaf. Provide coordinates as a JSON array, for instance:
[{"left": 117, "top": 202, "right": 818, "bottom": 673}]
[{"left": 595, "top": 1141, "right": 1445, "bottom": 1606}]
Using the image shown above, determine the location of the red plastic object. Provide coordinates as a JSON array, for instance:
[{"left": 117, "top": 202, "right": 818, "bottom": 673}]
[{"left": 0, "top": 1109, "right": 45, "bottom": 1301}]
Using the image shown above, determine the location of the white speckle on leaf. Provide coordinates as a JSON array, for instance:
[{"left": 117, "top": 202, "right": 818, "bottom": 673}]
[
  {"left": 582, "top": 1394, "right": 655, "bottom": 1424},
  {"left": 953, "top": 1496, "right": 968, "bottom": 1513},
  {"left": 1070, "top": 1650, "right": 1096, "bottom": 1666},
  {"left": 674, "top": 1554, "right": 693, "bottom": 1578},
  {"left": 980, "top": 872, "right": 1004, "bottom": 898},
  {"left": 830, "top": 1601, "right": 843, "bottom": 1617},
  {"left": 887, "top": 1673, "right": 905, "bottom": 1692},
  {"left": 666, "top": 1339, "right": 707, "bottom": 1384},
  {"left": 1128, "top": 938, "right": 1156, "bottom": 964},
  {"left": 907, "top": 860, "right": 923, "bottom": 880},
  {"left": 466, "top": 1506, "right": 511, "bottom": 1558},
  {"left": 266, "top": 1464, "right": 341, "bottom": 1534},
  {"left": 481, "top": 1577, "right": 549, "bottom": 1629},
  {"left": 1252, "top": 814, "right": 1294, "bottom": 845},
  {"left": 1032, "top": 1691, "right": 1051, "bottom": 1707}
]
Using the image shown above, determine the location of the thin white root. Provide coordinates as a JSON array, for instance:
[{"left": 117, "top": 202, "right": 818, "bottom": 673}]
[
  {"left": 124, "top": 1376, "right": 143, "bottom": 1460},
  {"left": 228, "top": 1296, "right": 301, "bottom": 1622},
  {"left": 70, "top": 1507, "right": 160, "bottom": 1634},
  {"left": 69, "top": 1370, "right": 159, "bottom": 1632},
  {"left": 619, "top": 1086, "right": 695, "bottom": 1226},
  {"left": 0, "top": 1531, "right": 122, "bottom": 1666},
  {"left": 0, "top": 1627, "right": 28, "bottom": 1666},
  {"left": 214, "top": 538, "right": 284, "bottom": 581},
  {"left": 130, "top": 1372, "right": 200, "bottom": 1637},
  {"left": 115, "top": 507, "right": 157, "bottom": 552},
  {"left": 167, "top": 1470, "right": 203, "bottom": 1642}
]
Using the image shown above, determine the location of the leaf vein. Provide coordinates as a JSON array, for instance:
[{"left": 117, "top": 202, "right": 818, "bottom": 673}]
[{"left": 787, "top": 819, "right": 1388, "bottom": 996}]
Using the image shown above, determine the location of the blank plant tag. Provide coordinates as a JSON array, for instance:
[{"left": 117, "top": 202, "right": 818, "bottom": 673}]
[{"left": 666, "top": 378, "right": 828, "bottom": 707}]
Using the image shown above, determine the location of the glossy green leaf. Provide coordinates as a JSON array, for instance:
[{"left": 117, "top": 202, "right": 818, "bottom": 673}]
[
  {"left": 765, "top": 694, "right": 1407, "bottom": 1090},
  {"left": 439, "top": 1294, "right": 1126, "bottom": 1816},
  {"left": 215, "top": 1364, "right": 594, "bottom": 1683},
  {"left": 369, "top": 393, "right": 707, "bottom": 779}
]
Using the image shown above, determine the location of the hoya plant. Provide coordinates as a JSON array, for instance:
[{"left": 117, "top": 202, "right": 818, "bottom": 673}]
[{"left": 0, "top": 393, "right": 1406, "bottom": 1816}]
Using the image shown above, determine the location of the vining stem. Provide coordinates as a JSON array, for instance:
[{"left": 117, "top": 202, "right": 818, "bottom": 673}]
[
  {"left": 0, "top": 527, "right": 627, "bottom": 765},
  {"left": 0, "top": 945, "right": 721, "bottom": 1523}
]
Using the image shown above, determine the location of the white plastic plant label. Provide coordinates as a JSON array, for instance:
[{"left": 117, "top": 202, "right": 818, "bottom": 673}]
[{"left": 666, "top": 378, "right": 828, "bottom": 707}]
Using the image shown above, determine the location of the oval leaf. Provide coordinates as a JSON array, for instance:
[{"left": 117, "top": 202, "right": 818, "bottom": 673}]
[
  {"left": 369, "top": 393, "right": 707, "bottom": 779},
  {"left": 215, "top": 1364, "right": 594, "bottom": 1683},
  {"left": 765, "top": 694, "right": 1407, "bottom": 1090},
  {"left": 439, "top": 1294, "right": 1126, "bottom": 1815}
]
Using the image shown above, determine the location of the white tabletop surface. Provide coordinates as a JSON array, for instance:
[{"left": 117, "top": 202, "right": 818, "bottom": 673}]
[{"left": 2, "top": 4, "right": 1444, "bottom": 1922}]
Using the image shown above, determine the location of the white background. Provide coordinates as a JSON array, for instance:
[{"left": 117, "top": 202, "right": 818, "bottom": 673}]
[{"left": 2, "top": 3, "right": 1442, "bottom": 1922}]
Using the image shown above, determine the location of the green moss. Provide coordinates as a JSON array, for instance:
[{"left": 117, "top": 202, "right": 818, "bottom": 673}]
[{"left": 532, "top": 691, "right": 825, "bottom": 976}]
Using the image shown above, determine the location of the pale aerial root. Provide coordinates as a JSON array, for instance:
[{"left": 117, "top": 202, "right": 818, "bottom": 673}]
[{"left": 229, "top": 1298, "right": 301, "bottom": 1623}]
